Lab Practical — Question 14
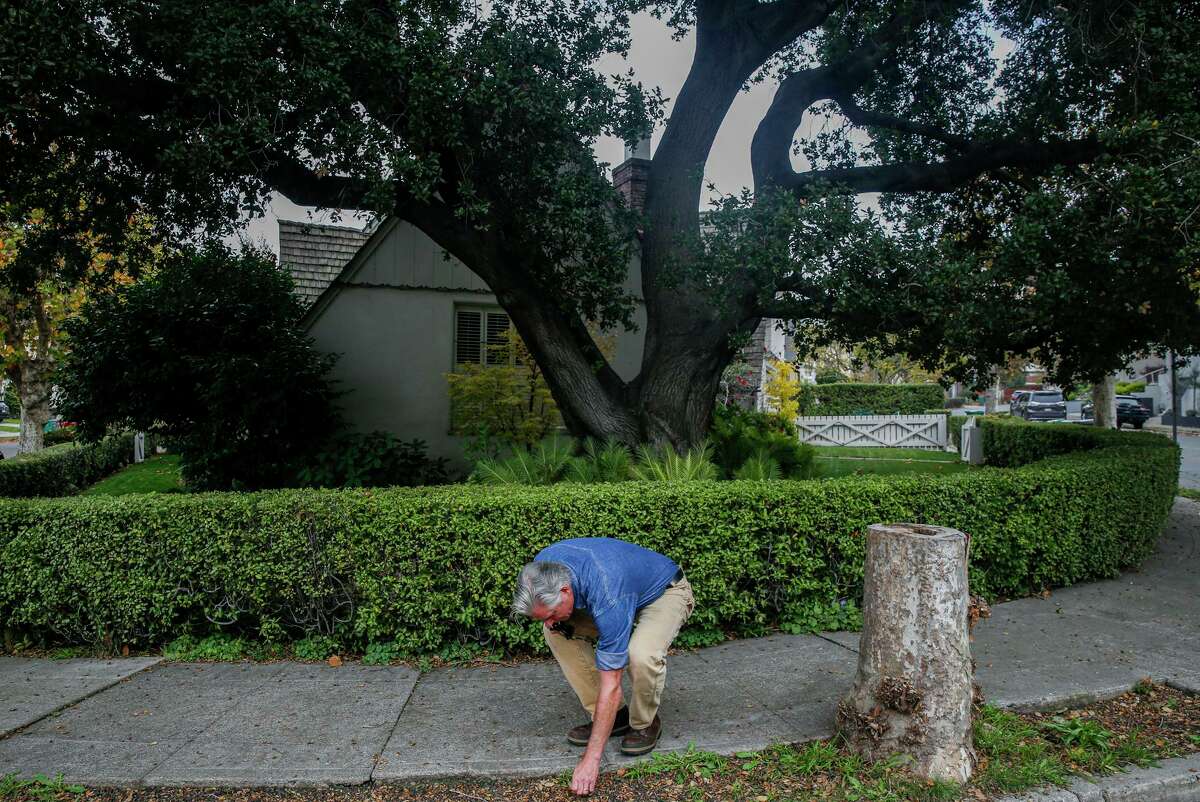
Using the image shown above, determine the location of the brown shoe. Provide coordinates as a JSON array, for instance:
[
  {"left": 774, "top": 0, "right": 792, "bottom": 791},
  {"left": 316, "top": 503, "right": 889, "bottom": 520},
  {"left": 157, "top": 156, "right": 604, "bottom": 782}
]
[
  {"left": 619, "top": 714, "right": 662, "bottom": 755},
  {"left": 567, "top": 705, "right": 631, "bottom": 746}
]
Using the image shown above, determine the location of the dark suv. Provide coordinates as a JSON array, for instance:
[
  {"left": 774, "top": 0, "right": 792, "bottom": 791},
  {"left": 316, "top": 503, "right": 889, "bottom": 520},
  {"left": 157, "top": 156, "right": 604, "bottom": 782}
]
[
  {"left": 1020, "top": 390, "right": 1066, "bottom": 421},
  {"left": 1082, "top": 395, "right": 1151, "bottom": 429}
]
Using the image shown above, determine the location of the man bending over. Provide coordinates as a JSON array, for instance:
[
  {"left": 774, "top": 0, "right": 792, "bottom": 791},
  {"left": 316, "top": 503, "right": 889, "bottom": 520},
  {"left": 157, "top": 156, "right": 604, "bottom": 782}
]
[{"left": 512, "top": 537, "right": 694, "bottom": 797}]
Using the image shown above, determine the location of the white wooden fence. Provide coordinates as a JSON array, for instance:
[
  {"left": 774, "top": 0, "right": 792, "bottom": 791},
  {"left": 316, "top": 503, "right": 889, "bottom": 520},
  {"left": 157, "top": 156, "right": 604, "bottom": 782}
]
[{"left": 795, "top": 414, "right": 948, "bottom": 450}]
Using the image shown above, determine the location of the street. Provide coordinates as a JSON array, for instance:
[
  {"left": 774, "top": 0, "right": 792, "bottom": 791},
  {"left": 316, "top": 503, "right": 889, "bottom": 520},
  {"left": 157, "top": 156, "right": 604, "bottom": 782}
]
[{"left": 1178, "top": 431, "right": 1200, "bottom": 490}]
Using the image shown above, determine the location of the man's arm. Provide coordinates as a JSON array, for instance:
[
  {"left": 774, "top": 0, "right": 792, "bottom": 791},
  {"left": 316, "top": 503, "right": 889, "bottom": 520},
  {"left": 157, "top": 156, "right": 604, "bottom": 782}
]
[{"left": 570, "top": 667, "right": 623, "bottom": 796}]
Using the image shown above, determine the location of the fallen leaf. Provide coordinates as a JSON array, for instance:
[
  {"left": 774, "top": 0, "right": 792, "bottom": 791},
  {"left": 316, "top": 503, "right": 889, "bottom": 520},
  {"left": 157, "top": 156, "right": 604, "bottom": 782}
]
[{"left": 328, "top": 655, "right": 342, "bottom": 667}]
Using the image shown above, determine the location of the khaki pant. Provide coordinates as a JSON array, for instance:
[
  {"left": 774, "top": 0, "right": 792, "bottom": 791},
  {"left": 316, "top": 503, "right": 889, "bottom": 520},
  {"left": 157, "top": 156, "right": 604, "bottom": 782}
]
[{"left": 543, "top": 577, "right": 695, "bottom": 730}]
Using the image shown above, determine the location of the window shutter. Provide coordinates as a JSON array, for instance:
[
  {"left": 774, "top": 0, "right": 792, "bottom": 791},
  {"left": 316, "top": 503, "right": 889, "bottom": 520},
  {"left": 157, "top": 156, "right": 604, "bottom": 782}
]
[
  {"left": 455, "top": 309, "right": 482, "bottom": 365},
  {"left": 485, "top": 311, "right": 512, "bottom": 366}
]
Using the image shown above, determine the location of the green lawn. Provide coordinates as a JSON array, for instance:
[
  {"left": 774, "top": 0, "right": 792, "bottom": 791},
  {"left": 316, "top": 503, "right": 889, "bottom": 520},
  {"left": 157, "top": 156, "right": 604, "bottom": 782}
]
[
  {"left": 81, "top": 454, "right": 184, "bottom": 495},
  {"left": 812, "top": 445, "right": 969, "bottom": 478}
]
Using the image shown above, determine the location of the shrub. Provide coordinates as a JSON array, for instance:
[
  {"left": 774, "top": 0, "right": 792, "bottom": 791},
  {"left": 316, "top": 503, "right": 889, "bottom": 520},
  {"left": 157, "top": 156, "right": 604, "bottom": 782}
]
[
  {"left": 58, "top": 242, "right": 340, "bottom": 491},
  {"left": 631, "top": 443, "right": 720, "bottom": 481},
  {"left": 1115, "top": 380, "right": 1146, "bottom": 395},
  {"left": 979, "top": 417, "right": 1149, "bottom": 468},
  {"left": 43, "top": 426, "right": 77, "bottom": 447},
  {"left": 471, "top": 436, "right": 575, "bottom": 484},
  {"left": 709, "top": 404, "right": 815, "bottom": 479},
  {"left": 796, "top": 383, "right": 945, "bottom": 415},
  {"left": 297, "top": 432, "right": 449, "bottom": 488},
  {"left": 566, "top": 438, "right": 633, "bottom": 483},
  {"left": 0, "top": 423, "right": 1177, "bottom": 655},
  {"left": 0, "top": 433, "right": 140, "bottom": 498},
  {"left": 733, "top": 449, "right": 782, "bottom": 481}
]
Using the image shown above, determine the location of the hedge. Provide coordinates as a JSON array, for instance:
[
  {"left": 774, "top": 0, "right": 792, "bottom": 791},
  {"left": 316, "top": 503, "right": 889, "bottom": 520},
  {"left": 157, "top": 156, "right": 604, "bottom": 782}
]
[
  {"left": 0, "top": 423, "right": 1178, "bottom": 655},
  {"left": 797, "top": 383, "right": 946, "bottom": 415},
  {"left": 0, "top": 433, "right": 142, "bottom": 498}
]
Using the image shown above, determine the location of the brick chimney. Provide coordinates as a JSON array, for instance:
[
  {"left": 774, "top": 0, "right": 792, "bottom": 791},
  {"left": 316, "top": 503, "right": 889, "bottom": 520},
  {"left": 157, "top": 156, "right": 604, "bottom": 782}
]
[{"left": 613, "top": 137, "right": 651, "bottom": 213}]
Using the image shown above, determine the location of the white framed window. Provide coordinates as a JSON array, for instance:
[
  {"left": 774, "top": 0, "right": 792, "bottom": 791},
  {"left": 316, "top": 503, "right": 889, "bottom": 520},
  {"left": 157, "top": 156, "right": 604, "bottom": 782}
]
[{"left": 454, "top": 306, "right": 516, "bottom": 366}]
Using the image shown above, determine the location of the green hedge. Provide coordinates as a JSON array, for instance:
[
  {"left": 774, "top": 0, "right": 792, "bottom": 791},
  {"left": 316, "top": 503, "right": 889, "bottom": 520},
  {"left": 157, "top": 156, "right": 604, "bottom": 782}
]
[
  {"left": 0, "top": 423, "right": 1178, "bottom": 655},
  {"left": 797, "top": 383, "right": 946, "bottom": 415},
  {"left": 0, "top": 434, "right": 142, "bottom": 498}
]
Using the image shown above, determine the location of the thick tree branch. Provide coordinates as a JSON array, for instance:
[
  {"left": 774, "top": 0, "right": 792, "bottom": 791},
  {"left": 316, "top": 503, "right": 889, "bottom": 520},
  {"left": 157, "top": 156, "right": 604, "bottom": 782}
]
[
  {"left": 832, "top": 94, "right": 971, "bottom": 151},
  {"left": 750, "top": 0, "right": 966, "bottom": 189},
  {"left": 781, "top": 136, "right": 1103, "bottom": 194},
  {"left": 266, "top": 158, "right": 377, "bottom": 210}
]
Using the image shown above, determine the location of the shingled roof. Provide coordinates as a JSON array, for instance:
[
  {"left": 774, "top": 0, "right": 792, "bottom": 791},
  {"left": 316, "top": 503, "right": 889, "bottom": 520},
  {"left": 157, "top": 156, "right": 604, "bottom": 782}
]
[{"left": 279, "top": 220, "right": 373, "bottom": 309}]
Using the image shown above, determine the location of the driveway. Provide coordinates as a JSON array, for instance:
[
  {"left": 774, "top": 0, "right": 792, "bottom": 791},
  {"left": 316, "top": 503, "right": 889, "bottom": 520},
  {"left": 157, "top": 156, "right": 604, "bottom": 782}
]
[{"left": 0, "top": 440, "right": 17, "bottom": 460}]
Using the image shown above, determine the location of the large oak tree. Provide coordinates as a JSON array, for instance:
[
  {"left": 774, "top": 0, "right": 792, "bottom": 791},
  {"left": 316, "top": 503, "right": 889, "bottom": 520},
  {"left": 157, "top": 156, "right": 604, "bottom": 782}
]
[{"left": 3, "top": 0, "right": 1198, "bottom": 448}]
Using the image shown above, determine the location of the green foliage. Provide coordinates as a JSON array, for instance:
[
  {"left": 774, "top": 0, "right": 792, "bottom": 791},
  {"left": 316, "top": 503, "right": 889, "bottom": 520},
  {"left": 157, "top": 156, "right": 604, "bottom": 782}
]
[
  {"left": 973, "top": 706, "right": 1070, "bottom": 793},
  {"left": 709, "top": 404, "right": 815, "bottom": 479},
  {"left": 58, "top": 242, "right": 340, "bottom": 490},
  {"left": 780, "top": 599, "right": 862, "bottom": 635},
  {"left": 624, "top": 743, "right": 726, "bottom": 782},
  {"left": 733, "top": 449, "right": 782, "bottom": 481},
  {"left": 978, "top": 417, "right": 1159, "bottom": 468},
  {"left": 297, "top": 432, "right": 449, "bottom": 488},
  {"left": 0, "top": 433, "right": 140, "bottom": 497},
  {"left": 565, "top": 438, "right": 633, "bottom": 483},
  {"left": 42, "top": 426, "right": 77, "bottom": 446},
  {"left": 796, "top": 383, "right": 946, "bottom": 416},
  {"left": 0, "top": 772, "right": 85, "bottom": 802},
  {"left": 292, "top": 634, "right": 339, "bottom": 661},
  {"left": 0, "top": 423, "right": 1176, "bottom": 656},
  {"left": 630, "top": 443, "right": 719, "bottom": 481},
  {"left": 948, "top": 416, "right": 971, "bottom": 450},
  {"left": 445, "top": 328, "right": 561, "bottom": 458},
  {"left": 163, "top": 633, "right": 249, "bottom": 661},
  {"left": 80, "top": 454, "right": 184, "bottom": 496},
  {"left": 1041, "top": 716, "right": 1113, "bottom": 751},
  {"left": 471, "top": 436, "right": 575, "bottom": 485},
  {"left": 1116, "top": 381, "right": 1146, "bottom": 395}
]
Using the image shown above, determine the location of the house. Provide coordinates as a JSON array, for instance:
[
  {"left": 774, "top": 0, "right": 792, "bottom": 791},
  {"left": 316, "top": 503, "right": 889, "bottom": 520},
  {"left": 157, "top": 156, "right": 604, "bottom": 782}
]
[{"left": 280, "top": 148, "right": 787, "bottom": 464}]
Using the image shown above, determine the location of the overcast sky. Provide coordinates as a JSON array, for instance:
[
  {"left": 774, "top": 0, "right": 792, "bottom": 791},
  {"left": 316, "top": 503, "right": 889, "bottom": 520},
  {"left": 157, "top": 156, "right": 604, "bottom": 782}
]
[{"left": 232, "top": 12, "right": 1010, "bottom": 255}]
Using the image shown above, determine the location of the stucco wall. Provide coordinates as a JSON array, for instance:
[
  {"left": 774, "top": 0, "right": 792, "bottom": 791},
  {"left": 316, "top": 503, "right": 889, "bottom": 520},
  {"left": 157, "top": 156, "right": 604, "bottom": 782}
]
[{"left": 308, "top": 285, "right": 646, "bottom": 468}]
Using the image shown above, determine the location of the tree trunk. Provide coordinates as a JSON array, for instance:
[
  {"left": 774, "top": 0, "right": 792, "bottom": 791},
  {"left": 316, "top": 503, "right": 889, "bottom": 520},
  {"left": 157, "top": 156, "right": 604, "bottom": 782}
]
[
  {"left": 16, "top": 358, "right": 53, "bottom": 454},
  {"left": 1091, "top": 375, "right": 1117, "bottom": 428},
  {"left": 838, "top": 523, "right": 974, "bottom": 784}
]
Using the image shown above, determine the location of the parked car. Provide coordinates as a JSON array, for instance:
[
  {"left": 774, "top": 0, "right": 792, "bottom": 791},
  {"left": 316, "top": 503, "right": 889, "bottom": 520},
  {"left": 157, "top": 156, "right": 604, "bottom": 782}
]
[
  {"left": 0, "top": 400, "right": 8, "bottom": 418},
  {"left": 1081, "top": 395, "right": 1151, "bottom": 429},
  {"left": 1020, "top": 390, "right": 1066, "bottom": 421},
  {"left": 1010, "top": 390, "right": 1031, "bottom": 417}
]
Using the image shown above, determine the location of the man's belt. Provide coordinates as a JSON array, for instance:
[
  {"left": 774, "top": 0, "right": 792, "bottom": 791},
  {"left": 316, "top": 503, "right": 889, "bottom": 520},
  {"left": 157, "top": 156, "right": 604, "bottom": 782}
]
[{"left": 671, "top": 567, "right": 685, "bottom": 585}]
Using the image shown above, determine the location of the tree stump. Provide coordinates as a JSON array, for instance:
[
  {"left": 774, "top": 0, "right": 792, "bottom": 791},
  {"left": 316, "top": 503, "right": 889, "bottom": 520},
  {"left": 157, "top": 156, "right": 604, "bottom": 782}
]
[{"left": 837, "top": 523, "right": 974, "bottom": 783}]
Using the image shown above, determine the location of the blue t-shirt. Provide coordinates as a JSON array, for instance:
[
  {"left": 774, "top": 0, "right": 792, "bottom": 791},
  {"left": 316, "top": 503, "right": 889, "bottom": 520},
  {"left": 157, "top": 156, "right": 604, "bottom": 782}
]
[{"left": 535, "top": 537, "right": 680, "bottom": 671}]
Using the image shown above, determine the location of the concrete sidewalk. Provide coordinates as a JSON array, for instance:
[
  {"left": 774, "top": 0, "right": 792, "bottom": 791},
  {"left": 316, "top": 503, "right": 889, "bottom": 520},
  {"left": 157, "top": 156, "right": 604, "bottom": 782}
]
[{"left": 1, "top": 498, "right": 1197, "bottom": 788}]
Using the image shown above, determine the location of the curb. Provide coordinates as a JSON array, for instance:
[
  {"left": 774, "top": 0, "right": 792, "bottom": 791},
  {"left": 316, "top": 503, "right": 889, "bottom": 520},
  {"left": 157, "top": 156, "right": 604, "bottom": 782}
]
[{"left": 996, "top": 754, "right": 1200, "bottom": 802}]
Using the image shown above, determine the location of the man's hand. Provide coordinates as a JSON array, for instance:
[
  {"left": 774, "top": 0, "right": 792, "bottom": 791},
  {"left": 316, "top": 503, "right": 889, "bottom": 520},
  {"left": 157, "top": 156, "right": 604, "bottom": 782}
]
[
  {"left": 571, "top": 667, "right": 623, "bottom": 796},
  {"left": 570, "top": 754, "right": 600, "bottom": 796}
]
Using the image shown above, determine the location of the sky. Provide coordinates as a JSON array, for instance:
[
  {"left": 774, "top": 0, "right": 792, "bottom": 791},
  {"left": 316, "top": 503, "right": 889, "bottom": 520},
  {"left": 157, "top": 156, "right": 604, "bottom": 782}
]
[{"left": 230, "top": 12, "right": 1012, "bottom": 256}]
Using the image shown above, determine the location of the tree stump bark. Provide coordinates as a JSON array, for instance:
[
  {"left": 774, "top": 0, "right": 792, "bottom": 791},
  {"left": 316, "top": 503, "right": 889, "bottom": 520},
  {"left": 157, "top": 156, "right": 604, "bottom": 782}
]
[{"left": 837, "top": 523, "right": 974, "bottom": 783}]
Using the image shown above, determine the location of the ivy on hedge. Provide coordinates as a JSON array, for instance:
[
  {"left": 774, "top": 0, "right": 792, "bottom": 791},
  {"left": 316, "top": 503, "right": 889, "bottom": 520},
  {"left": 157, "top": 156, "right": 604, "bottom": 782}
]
[
  {"left": 796, "top": 383, "right": 946, "bottom": 415},
  {"left": 0, "top": 433, "right": 142, "bottom": 498},
  {"left": 0, "top": 423, "right": 1179, "bottom": 655}
]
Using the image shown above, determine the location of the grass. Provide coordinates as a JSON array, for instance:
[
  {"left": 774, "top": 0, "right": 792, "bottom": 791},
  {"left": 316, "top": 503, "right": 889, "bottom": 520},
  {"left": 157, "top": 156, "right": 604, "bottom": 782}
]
[
  {"left": 1179, "top": 486, "right": 1200, "bottom": 502},
  {"left": 813, "top": 445, "right": 970, "bottom": 478},
  {"left": 80, "top": 454, "right": 183, "bottom": 495},
  {"left": 0, "top": 773, "right": 84, "bottom": 802}
]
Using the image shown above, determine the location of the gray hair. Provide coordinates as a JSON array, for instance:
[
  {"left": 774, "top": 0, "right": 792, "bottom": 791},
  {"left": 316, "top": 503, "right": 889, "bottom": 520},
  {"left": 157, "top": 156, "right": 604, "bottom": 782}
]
[{"left": 512, "top": 561, "right": 572, "bottom": 618}]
